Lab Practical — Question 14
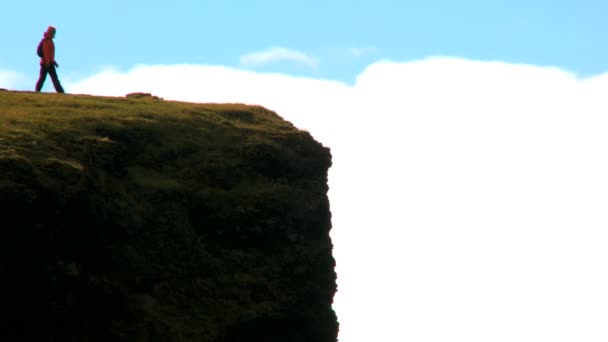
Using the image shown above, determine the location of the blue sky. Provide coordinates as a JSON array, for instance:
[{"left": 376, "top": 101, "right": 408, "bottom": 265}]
[
  {"left": 2, "top": 0, "right": 608, "bottom": 84},
  {"left": 2, "top": 2, "right": 608, "bottom": 342}
]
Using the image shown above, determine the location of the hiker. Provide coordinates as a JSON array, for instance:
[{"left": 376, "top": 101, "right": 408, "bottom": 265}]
[{"left": 35, "top": 26, "right": 65, "bottom": 93}]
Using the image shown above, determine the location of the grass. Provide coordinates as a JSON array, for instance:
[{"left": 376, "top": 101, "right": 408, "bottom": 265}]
[
  {"left": 0, "top": 92, "right": 294, "bottom": 165},
  {"left": 0, "top": 90, "right": 337, "bottom": 342}
]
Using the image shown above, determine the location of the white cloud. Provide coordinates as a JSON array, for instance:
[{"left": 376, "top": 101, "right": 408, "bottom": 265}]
[
  {"left": 67, "top": 64, "right": 350, "bottom": 145},
  {"left": 67, "top": 57, "right": 608, "bottom": 342},
  {"left": 239, "top": 47, "right": 319, "bottom": 69},
  {"left": 0, "top": 70, "right": 29, "bottom": 90}
]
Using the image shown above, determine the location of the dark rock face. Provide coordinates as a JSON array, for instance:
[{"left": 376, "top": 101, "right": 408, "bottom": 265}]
[{"left": 0, "top": 94, "right": 338, "bottom": 341}]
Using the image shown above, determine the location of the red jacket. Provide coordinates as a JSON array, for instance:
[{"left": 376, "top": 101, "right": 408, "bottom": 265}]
[{"left": 41, "top": 31, "right": 55, "bottom": 67}]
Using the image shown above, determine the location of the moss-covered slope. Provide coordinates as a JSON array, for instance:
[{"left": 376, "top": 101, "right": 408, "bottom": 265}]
[{"left": 0, "top": 91, "right": 337, "bottom": 341}]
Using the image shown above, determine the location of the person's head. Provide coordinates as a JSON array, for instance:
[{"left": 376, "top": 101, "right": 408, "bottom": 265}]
[{"left": 46, "top": 26, "right": 56, "bottom": 37}]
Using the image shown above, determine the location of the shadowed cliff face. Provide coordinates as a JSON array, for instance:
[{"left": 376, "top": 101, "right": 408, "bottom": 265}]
[{"left": 0, "top": 91, "right": 338, "bottom": 342}]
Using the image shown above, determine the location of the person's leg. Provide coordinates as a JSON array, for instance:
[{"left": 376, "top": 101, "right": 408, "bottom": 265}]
[
  {"left": 35, "top": 65, "right": 48, "bottom": 92},
  {"left": 48, "top": 65, "right": 65, "bottom": 93}
]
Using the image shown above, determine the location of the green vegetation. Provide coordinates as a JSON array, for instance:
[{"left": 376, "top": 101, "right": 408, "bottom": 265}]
[{"left": 0, "top": 91, "right": 337, "bottom": 341}]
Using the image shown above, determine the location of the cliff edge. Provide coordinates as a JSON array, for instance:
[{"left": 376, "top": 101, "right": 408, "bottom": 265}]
[{"left": 0, "top": 91, "right": 337, "bottom": 341}]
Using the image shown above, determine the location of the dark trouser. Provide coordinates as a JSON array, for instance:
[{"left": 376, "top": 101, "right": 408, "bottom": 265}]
[{"left": 35, "top": 64, "right": 64, "bottom": 93}]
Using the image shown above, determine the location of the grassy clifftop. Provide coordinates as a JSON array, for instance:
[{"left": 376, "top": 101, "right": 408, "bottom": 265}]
[{"left": 0, "top": 91, "right": 337, "bottom": 341}]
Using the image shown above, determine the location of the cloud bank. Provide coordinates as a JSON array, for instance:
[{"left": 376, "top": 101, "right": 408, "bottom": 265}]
[
  {"left": 0, "top": 70, "right": 29, "bottom": 90},
  {"left": 239, "top": 47, "right": 319, "bottom": 69},
  {"left": 66, "top": 57, "right": 608, "bottom": 342}
]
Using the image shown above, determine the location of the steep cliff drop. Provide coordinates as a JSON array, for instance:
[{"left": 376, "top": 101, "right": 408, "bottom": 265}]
[{"left": 0, "top": 91, "right": 338, "bottom": 342}]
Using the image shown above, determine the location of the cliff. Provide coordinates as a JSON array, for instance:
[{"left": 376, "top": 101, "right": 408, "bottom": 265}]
[{"left": 0, "top": 91, "right": 338, "bottom": 341}]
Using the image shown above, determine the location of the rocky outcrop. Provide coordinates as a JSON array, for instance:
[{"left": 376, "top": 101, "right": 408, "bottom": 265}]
[{"left": 0, "top": 91, "right": 338, "bottom": 341}]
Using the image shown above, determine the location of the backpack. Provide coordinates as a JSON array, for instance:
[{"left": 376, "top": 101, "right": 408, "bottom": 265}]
[{"left": 37, "top": 40, "right": 44, "bottom": 58}]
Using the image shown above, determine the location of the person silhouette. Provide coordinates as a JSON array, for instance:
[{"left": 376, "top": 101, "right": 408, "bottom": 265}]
[{"left": 35, "top": 26, "right": 65, "bottom": 93}]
